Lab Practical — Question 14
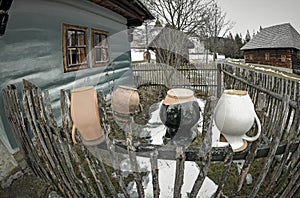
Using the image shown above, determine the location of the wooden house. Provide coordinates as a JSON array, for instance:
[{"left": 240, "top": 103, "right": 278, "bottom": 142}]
[
  {"left": 0, "top": 0, "right": 153, "bottom": 151},
  {"left": 148, "top": 25, "right": 194, "bottom": 65},
  {"left": 241, "top": 23, "right": 300, "bottom": 74}
]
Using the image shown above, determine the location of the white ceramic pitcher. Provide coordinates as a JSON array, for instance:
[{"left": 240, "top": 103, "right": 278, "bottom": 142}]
[{"left": 214, "top": 90, "right": 261, "bottom": 151}]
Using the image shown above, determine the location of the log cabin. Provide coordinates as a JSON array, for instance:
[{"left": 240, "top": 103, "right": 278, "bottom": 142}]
[
  {"left": 241, "top": 23, "right": 300, "bottom": 74},
  {"left": 0, "top": 0, "right": 153, "bottom": 151}
]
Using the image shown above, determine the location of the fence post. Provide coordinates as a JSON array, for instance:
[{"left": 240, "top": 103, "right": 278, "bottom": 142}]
[{"left": 217, "top": 63, "right": 222, "bottom": 98}]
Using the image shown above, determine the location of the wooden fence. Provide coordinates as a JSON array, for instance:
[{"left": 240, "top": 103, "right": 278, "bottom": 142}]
[
  {"left": 221, "top": 62, "right": 300, "bottom": 197},
  {"left": 2, "top": 62, "right": 300, "bottom": 197},
  {"left": 132, "top": 63, "right": 218, "bottom": 97}
]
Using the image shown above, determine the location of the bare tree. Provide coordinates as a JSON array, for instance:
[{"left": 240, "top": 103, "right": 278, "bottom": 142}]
[
  {"left": 203, "top": 2, "right": 234, "bottom": 59},
  {"left": 144, "top": 0, "right": 232, "bottom": 37},
  {"left": 145, "top": 0, "right": 214, "bottom": 36},
  {"left": 141, "top": 0, "right": 233, "bottom": 64}
]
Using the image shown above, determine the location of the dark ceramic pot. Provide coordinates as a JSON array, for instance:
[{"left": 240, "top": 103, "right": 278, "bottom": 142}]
[{"left": 159, "top": 88, "right": 200, "bottom": 144}]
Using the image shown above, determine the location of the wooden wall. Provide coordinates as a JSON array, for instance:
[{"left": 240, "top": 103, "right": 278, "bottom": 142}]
[
  {"left": 244, "top": 48, "right": 294, "bottom": 68},
  {"left": 291, "top": 49, "right": 300, "bottom": 73},
  {"left": 0, "top": 0, "right": 134, "bottom": 149}
]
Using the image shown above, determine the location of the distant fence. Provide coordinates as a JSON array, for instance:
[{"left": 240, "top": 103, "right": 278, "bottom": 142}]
[{"left": 132, "top": 63, "right": 219, "bottom": 97}]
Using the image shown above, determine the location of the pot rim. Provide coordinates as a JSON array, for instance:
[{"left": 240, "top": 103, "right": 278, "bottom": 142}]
[
  {"left": 118, "top": 85, "right": 137, "bottom": 91},
  {"left": 163, "top": 88, "right": 195, "bottom": 105},
  {"left": 224, "top": 89, "right": 248, "bottom": 96}
]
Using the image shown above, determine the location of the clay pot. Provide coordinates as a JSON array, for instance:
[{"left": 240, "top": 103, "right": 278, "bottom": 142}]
[
  {"left": 214, "top": 89, "right": 261, "bottom": 151},
  {"left": 111, "top": 85, "right": 141, "bottom": 115},
  {"left": 71, "top": 86, "right": 105, "bottom": 145},
  {"left": 159, "top": 88, "right": 200, "bottom": 143}
]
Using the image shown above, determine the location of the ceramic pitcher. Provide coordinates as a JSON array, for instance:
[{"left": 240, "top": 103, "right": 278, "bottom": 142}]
[
  {"left": 214, "top": 90, "right": 261, "bottom": 151},
  {"left": 111, "top": 85, "right": 141, "bottom": 115}
]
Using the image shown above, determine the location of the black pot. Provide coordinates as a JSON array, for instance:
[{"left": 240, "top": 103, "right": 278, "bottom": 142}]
[{"left": 159, "top": 100, "right": 200, "bottom": 141}]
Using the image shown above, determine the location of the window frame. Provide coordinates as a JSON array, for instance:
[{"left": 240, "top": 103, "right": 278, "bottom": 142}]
[
  {"left": 265, "top": 52, "right": 270, "bottom": 61},
  {"left": 91, "top": 28, "right": 110, "bottom": 67},
  {"left": 297, "top": 50, "right": 300, "bottom": 59},
  {"left": 249, "top": 54, "right": 253, "bottom": 61},
  {"left": 281, "top": 55, "right": 286, "bottom": 62},
  {"left": 63, "top": 24, "right": 89, "bottom": 72}
]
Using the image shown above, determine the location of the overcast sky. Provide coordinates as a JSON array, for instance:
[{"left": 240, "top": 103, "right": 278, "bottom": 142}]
[{"left": 217, "top": 0, "right": 300, "bottom": 38}]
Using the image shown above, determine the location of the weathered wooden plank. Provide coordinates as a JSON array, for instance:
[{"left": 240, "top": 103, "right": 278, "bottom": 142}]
[
  {"left": 122, "top": 117, "right": 145, "bottom": 198},
  {"left": 44, "top": 89, "right": 89, "bottom": 197},
  {"left": 2, "top": 86, "right": 42, "bottom": 177},
  {"left": 232, "top": 92, "right": 267, "bottom": 196},
  {"left": 82, "top": 147, "right": 107, "bottom": 198},
  {"left": 189, "top": 96, "right": 215, "bottom": 198},
  {"left": 150, "top": 150, "right": 160, "bottom": 198},
  {"left": 60, "top": 89, "right": 99, "bottom": 197},
  {"left": 272, "top": 96, "right": 300, "bottom": 197},
  {"left": 38, "top": 89, "right": 84, "bottom": 197},
  {"left": 25, "top": 88, "right": 78, "bottom": 197},
  {"left": 213, "top": 146, "right": 234, "bottom": 198},
  {"left": 279, "top": 159, "right": 300, "bottom": 198},
  {"left": 23, "top": 89, "right": 58, "bottom": 184},
  {"left": 221, "top": 68, "right": 297, "bottom": 108},
  {"left": 217, "top": 63, "right": 222, "bottom": 98},
  {"left": 33, "top": 88, "right": 79, "bottom": 197},
  {"left": 109, "top": 142, "right": 130, "bottom": 198},
  {"left": 173, "top": 146, "right": 185, "bottom": 198},
  {"left": 250, "top": 95, "right": 290, "bottom": 197}
]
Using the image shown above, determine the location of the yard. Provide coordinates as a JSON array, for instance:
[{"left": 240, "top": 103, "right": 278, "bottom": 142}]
[{"left": 1, "top": 62, "right": 300, "bottom": 197}]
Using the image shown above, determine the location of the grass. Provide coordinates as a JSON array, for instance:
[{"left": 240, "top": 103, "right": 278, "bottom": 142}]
[{"left": 207, "top": 158, "right": 267, "bottom": 197}]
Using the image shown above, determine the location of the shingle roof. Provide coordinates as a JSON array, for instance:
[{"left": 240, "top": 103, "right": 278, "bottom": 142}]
[
  {"left": 241, "top": 23, "right": 300, "bottom": 50},
  {"left": 148, "top": 26, "right": 194, "bottom": 50}
]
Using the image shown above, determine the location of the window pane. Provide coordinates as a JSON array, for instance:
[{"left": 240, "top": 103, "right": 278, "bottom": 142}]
[
  {"left": 67, "top": 30, "right": 76, "bottom": 46},
  {"left": 77, "top": 31, "right": 85, "bottom": 46},
  {"left": 102, "top": 48, "right": 108, "bottom": 61},
  {"left": 67, "top": 48, "right": 78, "bottom": 66},
  {"left": 92, "top": 29, "right": 109, "bottom": 66},
  {"left": 78, "top": 48, "right": 87, "bottom": 63},
  {"left": 94, "top": 34, "right": 100, "bottom": 46},
  {"left": 101, "top": 35, "right": 107, "bottom": 47},
  {"left": 95, "top": 48, "right": 102, "bottom": 62},
  {"left": 67, "top": 47, "right": 87, "bottom": 65}
]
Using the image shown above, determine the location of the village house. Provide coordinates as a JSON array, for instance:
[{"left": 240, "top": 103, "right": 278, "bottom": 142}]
[
  {"left": 147, "top": 25, "right": 194, "bottom": 65},
  {"left": 241, "top": 23, "right": 300, "bottom": 74},
  {"left": 0, "top": 0, "right": 153, "bottom": 152}
]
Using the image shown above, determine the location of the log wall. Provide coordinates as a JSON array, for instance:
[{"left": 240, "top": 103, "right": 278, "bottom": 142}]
[{"left": 244, "top": 48, "right": 294, "bottom": 68}]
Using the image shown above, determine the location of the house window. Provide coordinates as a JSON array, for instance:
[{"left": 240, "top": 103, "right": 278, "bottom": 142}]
[
  {"left": 63, "top": 24, "right": 88, "bottom": 72},
  {"left": 91, "top": 29, "right": 109, "bottom": 67},
  {"left": 281, "top": 55, "right": 286, "bottom": 62},
  {"left": 249, "top": 54, "right": 253, "bottom": 60},
  {"left": 265, "top": 52, "right": 270, "bottom": 61}
]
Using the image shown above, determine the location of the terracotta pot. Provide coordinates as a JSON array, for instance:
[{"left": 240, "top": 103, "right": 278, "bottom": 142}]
[
  {"left": 71, "top": 86, "right": 105, "bottom": 145},
  {"left": 214, "top": 89, "right": 261, "bottom": 151},
  {"left": 159, "top": 88, "right": 200, "bottom": 143},
  {"left": 111, "top": 85, "right": 141, "bottom": 115}
]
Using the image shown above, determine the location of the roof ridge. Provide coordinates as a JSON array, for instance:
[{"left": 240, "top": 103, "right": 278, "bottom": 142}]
[{"left": 241, "top": 23, "right": 300, "bottom": 50}]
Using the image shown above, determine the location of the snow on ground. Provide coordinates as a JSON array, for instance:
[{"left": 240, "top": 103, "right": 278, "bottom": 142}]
[
  {"left": 125, "top": 157, "right": 218, "bottom": 198},
  {"left": 144, "top": 98, "right": 228, "bottom": 148},
  {"left": 121, "top": 98, "right": 229, "bottom": 197}
]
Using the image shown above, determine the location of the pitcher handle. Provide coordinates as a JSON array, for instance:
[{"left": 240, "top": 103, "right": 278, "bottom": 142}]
[{"left": 242, "top": 112, "right": 261, "bottom": 142}]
